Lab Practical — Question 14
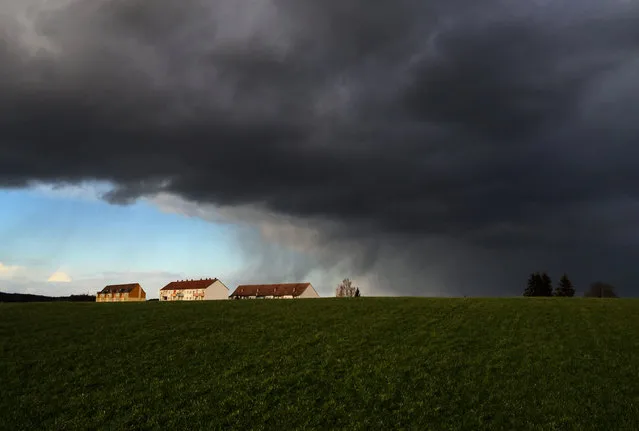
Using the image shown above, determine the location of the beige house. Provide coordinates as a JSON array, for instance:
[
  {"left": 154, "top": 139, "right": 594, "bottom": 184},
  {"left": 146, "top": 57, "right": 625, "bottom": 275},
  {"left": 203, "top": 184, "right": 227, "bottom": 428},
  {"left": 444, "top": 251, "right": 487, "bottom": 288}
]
[
  {"left": 159, "top": 278, "right": 229, "bottom": 301},
  {"left": 96, "top": 283, "right": 146, "bottom": 302},
  {"left": 229, "top": 282, "right": 320, "bottom": 299}
]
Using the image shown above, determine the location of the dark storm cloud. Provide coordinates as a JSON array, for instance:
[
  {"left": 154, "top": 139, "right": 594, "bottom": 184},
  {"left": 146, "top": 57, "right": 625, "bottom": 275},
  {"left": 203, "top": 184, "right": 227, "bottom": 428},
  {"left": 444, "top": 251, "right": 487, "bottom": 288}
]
[{"left": 2, "top": 0, "right": 639, "bottom": 294}]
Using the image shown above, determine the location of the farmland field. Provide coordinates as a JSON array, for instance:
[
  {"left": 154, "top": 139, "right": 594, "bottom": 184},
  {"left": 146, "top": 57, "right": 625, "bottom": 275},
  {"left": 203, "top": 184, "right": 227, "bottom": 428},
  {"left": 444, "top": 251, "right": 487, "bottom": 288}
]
[{"left": 1, "top": 298, "right": 638, "bottom": 430}]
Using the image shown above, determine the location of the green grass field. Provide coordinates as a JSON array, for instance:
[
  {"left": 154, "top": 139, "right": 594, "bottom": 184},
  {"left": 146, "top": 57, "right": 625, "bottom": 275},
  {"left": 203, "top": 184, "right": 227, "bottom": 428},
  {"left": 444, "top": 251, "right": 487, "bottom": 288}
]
[{"left": 1, "top": 298, "right": 638, "bottom": 430}]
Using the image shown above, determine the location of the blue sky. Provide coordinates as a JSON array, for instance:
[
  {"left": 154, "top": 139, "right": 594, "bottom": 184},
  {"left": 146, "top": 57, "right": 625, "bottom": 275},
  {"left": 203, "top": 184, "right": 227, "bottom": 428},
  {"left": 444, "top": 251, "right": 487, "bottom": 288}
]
[{"left": 0, "top": 187, "right": 244, "bottom": 298}]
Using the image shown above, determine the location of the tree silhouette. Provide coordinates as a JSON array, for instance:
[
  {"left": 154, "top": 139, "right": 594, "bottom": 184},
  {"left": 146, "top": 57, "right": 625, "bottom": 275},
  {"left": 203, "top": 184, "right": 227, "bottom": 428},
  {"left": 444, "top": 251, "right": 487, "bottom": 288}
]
[
  {"left": 524, "top": 273, "right": 539, "bottom": 296},
  {"left": 540, "top": 273, "right": 553, "bottom": 296},
  {"left": 554, "top": 274, "right": 575, "bottom": 297},
  {"left": 524, "top": 272, "right": 553, "bottom": 296}
]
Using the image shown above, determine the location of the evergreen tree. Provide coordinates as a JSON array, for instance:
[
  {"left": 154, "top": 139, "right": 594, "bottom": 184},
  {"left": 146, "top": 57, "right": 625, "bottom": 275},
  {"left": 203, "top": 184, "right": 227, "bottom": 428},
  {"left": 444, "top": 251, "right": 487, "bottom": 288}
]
[
  {"left": 555, "top": 274, "right": 575, "bottom": 297},
  {"left": 525, "top": 272, "right": 538, "bottom": 296},
  {"left": 524, "top": 272, "right": 553, "bottom": 296},
  {"left": 524, "top": 272, "right": 536, "bottom": 296},
  {"left": 540, "top": 272, "right": 553, "bottom": 296}
]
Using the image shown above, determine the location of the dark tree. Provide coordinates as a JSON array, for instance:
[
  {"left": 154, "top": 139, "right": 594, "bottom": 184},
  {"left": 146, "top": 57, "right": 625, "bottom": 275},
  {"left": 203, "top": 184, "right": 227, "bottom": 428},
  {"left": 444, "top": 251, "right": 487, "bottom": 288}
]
[
  {"left": 0, "top": 292, "right": 96, "bottom": 303},
  {"left": 554, "top": 274, "right": 575, "bottom": 297},
  {"left": 355, "top": 288, "right": 360, "bottom": 297},
  {"left": 524, "top": 272, "right": 553, "bottom": 297},
  {"left": 584, "top": 282, "right": 619, "bottom": 298},
  {"left": 524, "top": 272, "right": 539, "bottom": 296},
  {"left": 540, "top": 272, "right": 553, "bottom": 296}
]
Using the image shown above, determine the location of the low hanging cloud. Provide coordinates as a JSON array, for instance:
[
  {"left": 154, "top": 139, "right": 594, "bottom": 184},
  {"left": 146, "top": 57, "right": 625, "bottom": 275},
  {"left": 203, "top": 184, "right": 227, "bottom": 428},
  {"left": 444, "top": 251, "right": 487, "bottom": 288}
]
[
  {"left": 47, "top": 271, "right": 72, "bottom": 283},
  {"left": 0, "top": 262, "right": 24, "bottom": 279},
  {"left": 3, "top": 269, "right": 184, "bottom": 298},
  {"left": 2, "top": 0, "right": 639, "bottom": 295},
  {"left": 149, "top": 193, "right": 572, "bottom": 297}
]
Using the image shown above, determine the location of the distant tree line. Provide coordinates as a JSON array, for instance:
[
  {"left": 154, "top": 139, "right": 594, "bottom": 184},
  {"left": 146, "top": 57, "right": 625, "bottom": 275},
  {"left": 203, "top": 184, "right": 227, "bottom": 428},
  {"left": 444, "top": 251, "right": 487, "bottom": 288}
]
[
  {"left": 523, "top": 273, "right": 619, "bottom": 298},
  {"left": 0, "top": 292, "right": 96, "bottom": 303}
]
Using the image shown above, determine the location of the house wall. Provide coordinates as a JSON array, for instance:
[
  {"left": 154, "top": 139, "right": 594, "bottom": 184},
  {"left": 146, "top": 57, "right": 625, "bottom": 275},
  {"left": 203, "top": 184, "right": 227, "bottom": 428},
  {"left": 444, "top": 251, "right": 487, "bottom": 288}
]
[
  {"left": 229, "top": 290, "right": 316, "bottom": 299},
  {"left": 130, "top": 285, "right": 146, "bottom": 301},
  {"left": 298, "top": 284, "right": 320, "bottom": 298},
  {"left": 159, "top": 280, "right": 229, "bottom": 301},
  {"left": 95, "top": 293, "right": 134, "bottom": 302},
  {"left": 159, "top": 288, "right": 206, "bottom": 301},
  {"left": 204, "top": 280, "right": 230, "bottom": 300}
]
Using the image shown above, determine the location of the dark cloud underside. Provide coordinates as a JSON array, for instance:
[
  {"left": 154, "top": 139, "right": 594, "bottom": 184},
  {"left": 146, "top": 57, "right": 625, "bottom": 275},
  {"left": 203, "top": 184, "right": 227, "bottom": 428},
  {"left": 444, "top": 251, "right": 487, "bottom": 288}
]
[{"left": 2, "top": 0, "right": 639, "bottom": 294}]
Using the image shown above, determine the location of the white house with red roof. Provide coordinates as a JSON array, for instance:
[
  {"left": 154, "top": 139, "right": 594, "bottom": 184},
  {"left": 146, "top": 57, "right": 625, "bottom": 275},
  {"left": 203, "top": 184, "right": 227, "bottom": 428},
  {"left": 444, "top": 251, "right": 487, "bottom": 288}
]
[
  {"left": 159, "top": 278, "right": 229, "bottom": 301},
  {"left": 229, "top": 282, "right": 320, "bottom": 299}
]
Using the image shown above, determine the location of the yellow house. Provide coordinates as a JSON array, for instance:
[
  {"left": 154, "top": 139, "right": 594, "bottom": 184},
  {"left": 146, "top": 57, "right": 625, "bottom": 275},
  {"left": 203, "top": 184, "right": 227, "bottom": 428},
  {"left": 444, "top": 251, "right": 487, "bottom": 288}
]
[{"left": 96, "top": 283, "right": 146, "bottom": 302}]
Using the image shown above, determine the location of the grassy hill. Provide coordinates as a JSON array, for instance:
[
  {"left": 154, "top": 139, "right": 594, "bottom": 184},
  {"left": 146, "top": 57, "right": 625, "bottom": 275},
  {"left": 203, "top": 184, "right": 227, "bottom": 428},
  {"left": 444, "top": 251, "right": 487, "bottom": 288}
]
[{"left": 1, "top": 298, "right": 638, "bottom": 430}]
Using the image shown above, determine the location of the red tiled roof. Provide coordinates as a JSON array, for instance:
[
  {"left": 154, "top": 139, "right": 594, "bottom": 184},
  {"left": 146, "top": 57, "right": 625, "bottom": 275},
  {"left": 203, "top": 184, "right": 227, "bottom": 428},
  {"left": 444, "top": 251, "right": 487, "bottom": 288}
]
[
  {"left": 160, "top": 278, "right": 220, "bottom": 291},
  {"left": 230, "top": 283, "right": 312, "bottom": 297},
  {"left": 100, "top": 283, "right": 140, "bottom": 294}
]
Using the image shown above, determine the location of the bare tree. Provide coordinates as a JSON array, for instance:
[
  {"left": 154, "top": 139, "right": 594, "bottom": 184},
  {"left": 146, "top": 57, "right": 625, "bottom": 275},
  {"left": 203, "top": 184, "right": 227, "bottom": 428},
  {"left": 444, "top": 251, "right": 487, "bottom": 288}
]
[
  {"left": 336, "top": 278, "right": 358, "bottom": 297},
  {"left": 584, "top": 281, "right": 619, "bottom": 298}
]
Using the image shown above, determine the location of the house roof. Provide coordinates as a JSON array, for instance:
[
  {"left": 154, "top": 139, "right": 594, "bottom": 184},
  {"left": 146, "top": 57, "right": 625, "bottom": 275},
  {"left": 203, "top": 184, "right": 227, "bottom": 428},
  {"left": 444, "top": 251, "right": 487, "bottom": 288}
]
[
  {"left": 160, "top": 278, "right": 221, "bottom": 291},
  {"left": 230, "top": 283, "right": 313, "bottom": 297},
  {"left": 100, "top": 283, "right": 141, "bottom": 294}
]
